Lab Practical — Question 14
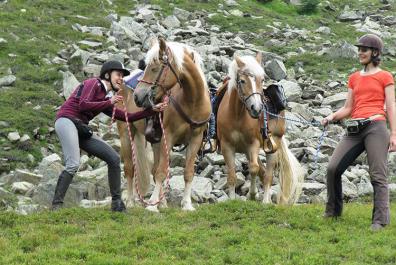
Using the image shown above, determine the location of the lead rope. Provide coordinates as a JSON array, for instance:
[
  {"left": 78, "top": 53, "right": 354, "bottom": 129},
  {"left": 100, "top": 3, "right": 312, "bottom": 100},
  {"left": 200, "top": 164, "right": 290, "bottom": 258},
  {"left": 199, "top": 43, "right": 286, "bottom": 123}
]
[
  {"left": 109, "top": 98, "right": 170, "bottom": 206},
  {"left": 262, "top": 109, "right": 328, "bottom": 166}
]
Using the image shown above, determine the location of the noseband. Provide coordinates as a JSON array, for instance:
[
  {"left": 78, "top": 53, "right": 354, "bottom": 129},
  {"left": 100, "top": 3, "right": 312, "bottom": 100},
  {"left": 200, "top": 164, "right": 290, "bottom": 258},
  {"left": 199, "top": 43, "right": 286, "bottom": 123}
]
[
  {"left": 138, "top": 48, "right": 182, "bottom": 105},
  {"left": 236, "top": 70, "right": 263, "bottom": 109}
]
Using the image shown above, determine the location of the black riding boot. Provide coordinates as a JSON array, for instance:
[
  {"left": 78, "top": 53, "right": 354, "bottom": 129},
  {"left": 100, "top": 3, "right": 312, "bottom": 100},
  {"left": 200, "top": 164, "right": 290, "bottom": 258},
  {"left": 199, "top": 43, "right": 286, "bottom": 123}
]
[
  {"left": 108, "top": 165, "right": 126, "bottom": 212},
  {"left": 51, "top": 170, "right": 74, "bottom": 211}
]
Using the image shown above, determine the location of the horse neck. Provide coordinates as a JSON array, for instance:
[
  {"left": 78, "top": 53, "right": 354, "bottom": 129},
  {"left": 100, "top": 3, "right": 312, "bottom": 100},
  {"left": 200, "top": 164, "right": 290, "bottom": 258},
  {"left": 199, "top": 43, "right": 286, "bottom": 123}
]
[
  {"left": 175, "top": 59, "right": 207, "bottom": 104},
  {"left": 229, "top": 85, "right": 246, "bottom": 116}
]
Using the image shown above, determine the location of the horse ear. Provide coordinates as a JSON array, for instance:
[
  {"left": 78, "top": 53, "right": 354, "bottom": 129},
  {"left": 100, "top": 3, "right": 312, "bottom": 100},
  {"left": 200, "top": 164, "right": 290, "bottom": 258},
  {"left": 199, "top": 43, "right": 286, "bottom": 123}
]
[
  {"left": 255, "top": 52, "right": 262, "bottom": 65},
  {"left": 190, "top": 51, "right": 195, "bottom": 63},
  {"left": 158, "top": 37, "right": 167, "bottom": 53},
  {"left": 149, "top": 37, "right": 158, "bottom": 48},
  {"left": 235, "top": 56, "right": 245, "bottom": 69}
]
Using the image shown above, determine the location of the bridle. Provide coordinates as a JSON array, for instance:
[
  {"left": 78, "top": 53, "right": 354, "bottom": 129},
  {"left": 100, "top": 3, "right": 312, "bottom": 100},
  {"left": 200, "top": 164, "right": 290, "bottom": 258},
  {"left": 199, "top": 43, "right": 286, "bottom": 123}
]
[
  {"left": 138, "top": 46, "right": 211, "bottom": 128},
  {"left": 236, "top": 70, "right": 264, "bottom": 112},
  {"left": 138, "top": 47, "right": 182, "bottom": 106}
]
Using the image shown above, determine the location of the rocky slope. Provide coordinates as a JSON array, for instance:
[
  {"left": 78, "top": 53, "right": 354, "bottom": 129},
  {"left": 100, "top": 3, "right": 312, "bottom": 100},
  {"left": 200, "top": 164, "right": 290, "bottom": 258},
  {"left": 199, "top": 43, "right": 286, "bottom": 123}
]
[{"left": 1, "top": 1, "right": 396, "bottom": 214}]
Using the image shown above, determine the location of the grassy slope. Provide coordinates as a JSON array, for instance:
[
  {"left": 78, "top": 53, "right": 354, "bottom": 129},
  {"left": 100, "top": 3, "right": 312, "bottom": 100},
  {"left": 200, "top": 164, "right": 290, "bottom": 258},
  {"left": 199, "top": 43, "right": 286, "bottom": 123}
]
[{"left": 0, "top": 201, "right": 395, "bottom": 265}]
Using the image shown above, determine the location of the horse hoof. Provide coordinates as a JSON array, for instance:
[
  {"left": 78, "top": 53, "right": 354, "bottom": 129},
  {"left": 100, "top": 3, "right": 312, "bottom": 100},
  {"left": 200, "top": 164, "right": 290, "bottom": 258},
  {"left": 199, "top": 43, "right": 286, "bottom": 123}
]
[
  {"left": 146, "top": 205, "right": 160, "bottom": 213},
  {"left": 181, "top": 202, "right": 195, "bottom": 211},
  {"left": 246, "top": 192, "right": 258, "bottom": 201},
  {"left": 125, "top": 200, "right": 135, "bottom": 208},
  {"left": 159, "top": 199, "right": 168, "bottom": 209}
]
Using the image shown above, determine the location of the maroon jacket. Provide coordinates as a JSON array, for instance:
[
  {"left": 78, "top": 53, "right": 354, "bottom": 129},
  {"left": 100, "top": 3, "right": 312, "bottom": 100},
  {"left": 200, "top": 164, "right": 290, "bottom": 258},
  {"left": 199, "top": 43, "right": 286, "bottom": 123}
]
[{"left": 56, "top": 78, "right": 155, "bottom": 124}]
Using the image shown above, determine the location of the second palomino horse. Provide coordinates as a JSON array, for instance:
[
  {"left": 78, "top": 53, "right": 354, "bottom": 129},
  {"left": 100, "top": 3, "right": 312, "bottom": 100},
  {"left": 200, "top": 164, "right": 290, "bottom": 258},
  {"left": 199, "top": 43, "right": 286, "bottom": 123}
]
[
  {"left": 134, "top": 37, "right": 211, "bottom": 212},
  {"left": 217, "top": 53, "right": 304, "bottom": 204}
]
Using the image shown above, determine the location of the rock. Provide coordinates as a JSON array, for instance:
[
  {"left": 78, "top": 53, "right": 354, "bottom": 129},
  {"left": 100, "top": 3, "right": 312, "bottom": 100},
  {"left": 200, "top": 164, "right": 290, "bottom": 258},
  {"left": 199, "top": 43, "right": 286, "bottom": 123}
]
[
  {"left": 278, "top": 80, "right": 302, "bottom": 102},
  {"left": 302, "top": 182, "right": 326, "bottom": 195},
  {"left": 41, "top": 153, "right": 62, "bottom": 166},
  {"left": 264, "top": 59, "right": 287, "bottom": 81},
  {"left": 12, "top": 169, "right": 43, "bottom": 185},
  {"left": 62, "top": 71, "right": 80, "bottom": 99},
  {"left": 78, "top": 40, "right": 102, "bottom": 48},
  {"left": 205, "top": 153, "right": 225, "bottom": 166},
  {"left": 191, "top": 177, "right": 213, "bottom": 202},
  {"left": 173, "top": 7, "right": 191, "bottom": 21},
  {"left": 170, "top": 152, "right": 186, "bottom": 167},
  {"left": 0, "top": 75, "right": 16, "bottom": 87},
  {"left": 342, "top": 176, "right": 358, "bottom": 200},
  {"left": 338, "top": 9, "right": 363, "bottom": 22},
  {"left": 321, "top": 92, "right": 347, "bottom": 109},
  {"left": 229, "top": 9, "right": 243, "bottom": 17},
  {"left": 19, "top": 134, "right": 30, "bottom": 142},
  {"left": 161, "top": 15, "right": 180, "bottom": 29},
  {"left": 169, "top": 175, "right": 185, "bottom": 191},
  {"left": 225, "top": 0, "right": 239, "bottom": 7},
  {"left": 7, "top": 131, "right": 20, "bottom": 142},
  {"left": 290, "top": 103, "right": 314, "bottom": 122},
  {"left": 316, "top": 26, "right": 331, "bottom": 34},
  {"left": 198, "top": 165, "right": 215, "bottom": 178},
  {"left": 11, "top": 182, "right": 35, "bottom": 194}
]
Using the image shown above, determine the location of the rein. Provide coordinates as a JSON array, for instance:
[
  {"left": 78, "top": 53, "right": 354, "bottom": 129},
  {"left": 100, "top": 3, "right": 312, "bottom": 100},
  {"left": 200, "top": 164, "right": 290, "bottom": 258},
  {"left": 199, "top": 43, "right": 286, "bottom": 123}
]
[
  {"left": 169, "top": 96, "right": 211, "bottom": 128},
  {"left": 110, "top": 99, "right": 170, "bottom": 207},
  {"left": 137, "top": 47, "right": 183, "bottom": 105}
]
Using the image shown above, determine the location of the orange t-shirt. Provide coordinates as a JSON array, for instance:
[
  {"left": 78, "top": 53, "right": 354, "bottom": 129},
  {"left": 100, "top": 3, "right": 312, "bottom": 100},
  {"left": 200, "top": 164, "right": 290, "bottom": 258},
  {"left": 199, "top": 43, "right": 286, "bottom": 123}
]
[{"left": 348, "top": 70, "right": 394, "bottom": 120}]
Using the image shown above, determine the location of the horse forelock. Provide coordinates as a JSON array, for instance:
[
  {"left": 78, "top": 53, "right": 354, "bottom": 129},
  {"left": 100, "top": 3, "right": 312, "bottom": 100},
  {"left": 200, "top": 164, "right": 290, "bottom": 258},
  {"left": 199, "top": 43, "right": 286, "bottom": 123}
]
[
  {"left": 227, "top": 56, "right": 265, "bottom": 92},
  {"left": 145, "top": 41, "right": 207, "bottom": 89}
]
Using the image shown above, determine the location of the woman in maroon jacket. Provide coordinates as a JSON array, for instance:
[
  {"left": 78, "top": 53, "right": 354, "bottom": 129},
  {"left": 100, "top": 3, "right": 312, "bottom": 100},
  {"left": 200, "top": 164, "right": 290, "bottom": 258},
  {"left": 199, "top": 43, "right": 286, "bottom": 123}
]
[{"left": 52, "top": 60, "right": 166, "bottom": 212}]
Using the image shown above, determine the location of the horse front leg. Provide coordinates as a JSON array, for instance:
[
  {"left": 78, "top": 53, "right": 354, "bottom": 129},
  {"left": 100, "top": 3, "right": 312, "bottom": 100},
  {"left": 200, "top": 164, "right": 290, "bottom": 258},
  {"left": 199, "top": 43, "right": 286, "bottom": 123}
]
[
  {"left": 181, "top": 134, "right": 203, "bottom": 211},
  {"left": 222, "top": 142, "right": 237, "bottom": 200},
  {"left": 146, "top": 139, "right": 172, "bottom": 212},
  {"left": 246, "top": 143, "right": 260, "bottom": 201}
]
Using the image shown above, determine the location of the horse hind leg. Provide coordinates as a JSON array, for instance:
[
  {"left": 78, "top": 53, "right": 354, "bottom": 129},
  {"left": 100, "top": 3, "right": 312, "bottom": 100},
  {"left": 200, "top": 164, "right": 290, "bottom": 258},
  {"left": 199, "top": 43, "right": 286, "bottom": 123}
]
[
  {"left": 124, "top": 161, "right": 136, "bottom": 208},
  {"left": 261, "top": 152, "right": 277, "bottom": 204},
  {"left": 181, "top": 134, "right": 203, "bottom": 211}
]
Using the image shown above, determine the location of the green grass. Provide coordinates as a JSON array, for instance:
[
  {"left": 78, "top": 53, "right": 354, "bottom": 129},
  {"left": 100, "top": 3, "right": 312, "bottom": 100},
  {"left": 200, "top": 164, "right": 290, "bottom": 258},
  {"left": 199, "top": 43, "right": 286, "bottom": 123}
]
[{"left": 0, "top": 201, "right": 395, "bottom": 264}]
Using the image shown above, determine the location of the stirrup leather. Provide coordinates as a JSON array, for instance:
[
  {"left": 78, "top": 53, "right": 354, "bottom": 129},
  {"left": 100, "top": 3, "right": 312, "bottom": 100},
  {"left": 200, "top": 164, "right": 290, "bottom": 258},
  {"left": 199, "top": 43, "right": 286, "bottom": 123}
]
[{"left": 263, "top": 133, "right": 278, "bottom": 154}]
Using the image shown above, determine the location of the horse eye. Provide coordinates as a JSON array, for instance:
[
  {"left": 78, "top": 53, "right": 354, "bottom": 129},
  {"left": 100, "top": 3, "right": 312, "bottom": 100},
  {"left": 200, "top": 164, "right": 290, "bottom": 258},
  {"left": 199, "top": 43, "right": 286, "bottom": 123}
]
[{"left": 240, "top": 79, "right": 246, "bottom": 84}]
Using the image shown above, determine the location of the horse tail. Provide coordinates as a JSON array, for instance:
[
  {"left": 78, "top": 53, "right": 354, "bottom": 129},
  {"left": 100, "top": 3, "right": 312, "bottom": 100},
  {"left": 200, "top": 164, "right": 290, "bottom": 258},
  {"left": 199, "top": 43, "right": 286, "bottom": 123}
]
[
  {"left": 274, "top": 137, "right": 304, "bottom": 204},
  {"left": 133, "top": 129, "right": 152, "bottom": 195}
]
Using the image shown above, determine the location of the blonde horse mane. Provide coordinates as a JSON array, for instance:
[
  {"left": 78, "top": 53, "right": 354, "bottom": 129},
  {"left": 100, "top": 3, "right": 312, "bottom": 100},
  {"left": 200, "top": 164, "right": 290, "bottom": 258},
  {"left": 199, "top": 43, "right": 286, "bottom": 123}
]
[
  {"left": 145, "top": 40, "right": 207, "bottom": 89},
  {"left": 227, "top": 55, "right": 265, "bottom": 92}
]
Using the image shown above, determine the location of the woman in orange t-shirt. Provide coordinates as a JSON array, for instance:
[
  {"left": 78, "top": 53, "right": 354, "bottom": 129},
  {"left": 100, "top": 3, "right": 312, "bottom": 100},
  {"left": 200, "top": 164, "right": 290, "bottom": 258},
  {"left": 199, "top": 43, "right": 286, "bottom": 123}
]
[{"left": 321, "top": 34, "right": 396, "bottom": 231}]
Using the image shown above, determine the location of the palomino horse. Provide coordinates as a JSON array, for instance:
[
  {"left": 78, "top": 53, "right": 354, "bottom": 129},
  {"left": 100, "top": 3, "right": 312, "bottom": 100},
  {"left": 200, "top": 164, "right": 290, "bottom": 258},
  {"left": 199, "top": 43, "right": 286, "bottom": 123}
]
[
  {"left": 115, "top": 83, "right": 152, "bottom": 207},
  {"left": 134, "top": 37, "right": 211, "bottom": 212},
  {"left": 217, "top": 53, "right": 304, "bottom": 204}
]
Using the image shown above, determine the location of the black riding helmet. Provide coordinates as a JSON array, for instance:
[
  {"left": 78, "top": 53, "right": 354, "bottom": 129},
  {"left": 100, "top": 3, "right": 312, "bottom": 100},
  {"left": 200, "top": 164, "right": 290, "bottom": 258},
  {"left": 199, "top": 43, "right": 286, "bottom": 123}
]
[{"left": 100, "top": 60, "right": 130, "bottom": 80}]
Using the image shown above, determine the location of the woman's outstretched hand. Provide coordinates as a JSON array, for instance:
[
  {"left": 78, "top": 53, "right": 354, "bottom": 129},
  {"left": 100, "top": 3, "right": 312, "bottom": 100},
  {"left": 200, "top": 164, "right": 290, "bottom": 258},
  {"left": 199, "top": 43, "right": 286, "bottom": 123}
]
[
  {"left": 321, "top": 114, "right": 334, "bottom": 126},
  {"left": 110, "top": 95, "right": 123, "bottom": 105},
  {"left": 153, "top": 102, "right": 168, "bottom": 112}
]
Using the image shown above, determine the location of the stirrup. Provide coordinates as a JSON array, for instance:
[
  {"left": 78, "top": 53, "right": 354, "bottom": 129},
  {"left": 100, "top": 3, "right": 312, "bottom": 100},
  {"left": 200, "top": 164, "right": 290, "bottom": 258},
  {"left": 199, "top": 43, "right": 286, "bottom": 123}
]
[{"left": 263, "top": 134, "right": 278, "bottom": 154}]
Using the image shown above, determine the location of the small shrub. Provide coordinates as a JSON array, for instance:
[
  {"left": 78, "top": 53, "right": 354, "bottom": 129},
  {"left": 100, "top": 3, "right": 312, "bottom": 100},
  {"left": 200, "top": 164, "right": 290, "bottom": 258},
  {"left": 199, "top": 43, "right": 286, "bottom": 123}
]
[{"left": 298, "top": 0, "right": 320, "bottom": 14}]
